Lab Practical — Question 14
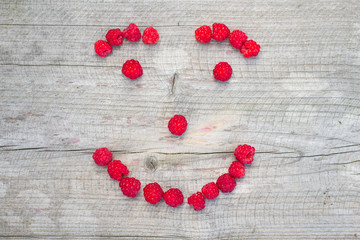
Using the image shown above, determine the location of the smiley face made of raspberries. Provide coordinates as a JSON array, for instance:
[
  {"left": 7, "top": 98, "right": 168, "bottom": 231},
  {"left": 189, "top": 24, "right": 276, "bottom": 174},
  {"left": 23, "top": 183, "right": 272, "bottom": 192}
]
[{"left": 93, "top": 23, "right": 260, "bottom": 211}]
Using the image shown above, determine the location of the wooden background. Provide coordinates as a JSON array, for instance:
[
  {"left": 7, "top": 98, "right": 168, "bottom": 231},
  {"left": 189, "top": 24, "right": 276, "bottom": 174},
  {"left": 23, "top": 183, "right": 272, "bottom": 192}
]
[{"left": 1, "top": 0, "right": 359, "bottom": 239}]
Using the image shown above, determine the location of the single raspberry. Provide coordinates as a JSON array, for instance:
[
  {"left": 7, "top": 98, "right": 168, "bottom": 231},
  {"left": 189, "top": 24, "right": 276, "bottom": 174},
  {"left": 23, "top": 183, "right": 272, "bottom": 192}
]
[
  {"left": 119, "top": 177, "right": 141, "bottom": 198},
  {"left": 105, "top": 28, "right": 123, "bottom": 46},
  {"left": 143, "top": 182, "right": 164, "bottom": 205},
  {"left": 107, "top": 160, "right": 129, "bottom": 181},
  {"left": 163, "top": 188, "right": 184, "bottom": 208},
  {"left": 188, "top": 192, "right": 206, "bottom": 211},
  {"left": 122, "top": 23, "right": 141, "bottom": 42},
  {"left": 122, "top": 59, "right": 143, "bottom": 80},
  {"left": 216, "top": 173, "right": 236, "bottom": 193},
  {"left": 240, "top": 40, "right": 261, "bottom": 58},
  {"left": 94, "top": 40, "right": 112, "bottom": 57},
  {"left": 213, "top": 62, "right": 232, "bottom": 82},
  {"left": 201, "top": 182, "right": 219, "bottom": 200},
  {"left": 142, "top": 27, "right": 159, "bottom": 44},
  {"left": 228, "top": 161, "right": 245, "bottom": 179},
  {"left": 168, "top": 115, "right": 187, "bottom": 136},
  {"left": 234, "top": 144, "right": 255, "bottom": 165},
  {"left": 92, "top": 147, "right": 112, "bottom": 166},
  {"left": 211, "top": 23, "right": 230, "bottom": 41},
  {"left": 195, "top": 25, "right": 212, "bottom": 43},
  {"left": 229, "top": 30, "right": 248, "bottom": 49}
]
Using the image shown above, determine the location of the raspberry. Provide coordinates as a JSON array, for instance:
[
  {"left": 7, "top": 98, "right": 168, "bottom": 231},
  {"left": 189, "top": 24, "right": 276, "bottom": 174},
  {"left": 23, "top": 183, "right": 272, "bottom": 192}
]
[
  {"left": 122, "top": 23, "right": 141, "bottom": 42},
  {"left": 234, "top": 144, "right": 255, "bottom": 165},
  {"left": 240, "top": 40, "right": 261, "bottom": 58},
  {"left": 163, "top": 188, "right": 184, "bottom": 208},
  {"left": 211, "top": 23, "right": 230, "bottom": 41},
  {"left": 94, "top": 40, "right": 112, "bottom": 57},
  {"left": 143, "top": 182, "right": 164, "bottom": 205},
  {"left": 107, "top": 160, "right": 129, "bottom": 181},
  {"left": 92, "top": 147, "right": 112, "bottom": 166},
  {"left": 228, "top": 161, "right": 245, "bottom": 179},
  {"left": 188, "top": 192, "right": 206, "bottom": 211},
  {"left": 213, "top": 62, "right": 232, "bottom": 82},
  {"left": 122, "top": 59, "right": 143, "bottom": 80},
  {"left": 216, "top": 173, "right": 236, "bottom": 193},
  {"left": 168, "top": 115, "right": 187, "bottom": 136},
  {"left": 229, "top": 30, "right": 247, "bottom": 49},
  {"left": 195, "top": 25, "right": 212, "bottom": 43},
  {"left": 119, "top": 177, "right": 141, "bottom": 198},
  {"left": 201, "top": 182, "right": 219, "bottom": 200},
  {"left": 142, "top": 27, "right": 159, "bottom": 44},
  {"left": 105, "top": 28, "right": 123, "bottom": 46}
]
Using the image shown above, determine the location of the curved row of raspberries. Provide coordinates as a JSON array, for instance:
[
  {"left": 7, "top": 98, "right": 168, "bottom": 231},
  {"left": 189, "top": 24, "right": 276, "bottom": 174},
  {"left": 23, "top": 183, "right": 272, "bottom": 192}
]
[{"left": 92, "top": 144, "right": 255, "bottom": 211}]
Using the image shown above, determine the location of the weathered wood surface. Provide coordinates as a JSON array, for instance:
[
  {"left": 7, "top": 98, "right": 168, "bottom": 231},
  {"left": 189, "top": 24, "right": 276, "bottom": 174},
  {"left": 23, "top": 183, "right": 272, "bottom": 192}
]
[{"left": 0, "top": 0, "right": 359, "bottom": 239}]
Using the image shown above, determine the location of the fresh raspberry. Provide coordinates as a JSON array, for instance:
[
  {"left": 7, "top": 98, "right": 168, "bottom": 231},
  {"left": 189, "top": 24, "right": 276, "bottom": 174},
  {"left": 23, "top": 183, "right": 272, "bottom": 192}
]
[
  {"left": 195, "top": 25, "right": 212, "bottom": 43},
  {"left": 216, "top": 173, "right": 236, "bottom": 193},
  {"left": 122, "top": 59, "right": 143, "bottom": 80},
  {"left": 201, "top": 182, "right": 219, "bottom": 200},
  {"left": 122, "top": 23, "right": 141, "bottom": 42},
  {"left": 168, "top": 115, "right": 187, "bottom": 136},
  {"left": 188, "top": 192, "right": 206, "bottom": 211},
  {"left": 142, "top": 27, "right": 159, "bottom": 44},
  {"left": 94, "top": 40, "right": 112, "bottom": 57},
  {"left": 107, "top": 160, "right": 129, "bottom": 181},
  {"left": 163, "top": 188, "right": 184, "bottom": 208},
  {"left": 213, "top": 62, "right": 232, "bottom": 82},
  {"left": 211, "top": 23, "right": 230, "bottom": 41},
  {"left": 229, "top": 30, "right": 248, "bottom": 49},
  {"left": 234, "top": 144, "right": 255, "bottom": 165},
  {"left": 119, "top": 177, "right": 141, "bottom": 198},
  {"left": 240, "top": 40, "right": 261, "bottom": 58},
  {"left": 228, "top": 161, "right": 245, "bottom": 179},
  {"left": 105, "top": 28, "right": 123, "bottom": 46},
  {"left": 143, "top": 182, "right": 164, "bottom": 205},
  {"left": 92, "top": 147, "right": 112, "bottom": 166}
]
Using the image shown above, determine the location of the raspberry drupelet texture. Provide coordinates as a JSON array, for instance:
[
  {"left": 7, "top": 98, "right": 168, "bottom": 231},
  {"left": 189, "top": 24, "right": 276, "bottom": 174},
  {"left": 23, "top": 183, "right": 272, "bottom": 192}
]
[
  {"left": 93, "top": 147, "right": 113, "bottom": 166},
  {"left": 216, "top": 173, "right": 236, "bottom": 193},
  {"left": 240, "top": 40, "right": 261, "bottom": 58},
  {"left": 107, "top": 160, "right": 129, "bottom": 181},
  {"left": 229, "top": 30, "right": 248, "bottom": 49},
  {"left": 168, "top": 115, "right": 187, "bottom": 136},
  {"left": 122, "top": 59, "right": 143, "bottom": 80},
  {"left": 94, "top": 40, "right": 112, "bottom": 57},
  {"left": 122, "top": 23, "right": 141, "bottom": 42},
  {"left": 213, "top": 62, "right": 232, "bottom": 82},
  {"left": 195, "top": 25, "right": 212, "bottom": 43},
  {"left": 234, "top": 144, "right": 255, "bottom": 165},
  {"left": 228, "top": 161, "right": 245, "bottom": 179},
  {"left": 142, "top": 27, "right": 159, "bottom": 44},
  {"left": 143, "top": 182, "right": 164, "bottom": 205},
  {"left": 163, "top": 188, "right": 184, "bottom": 208},
  {"left": 106, "top": 28, "right": 123, "bottom": 46},
  {"left": 201, "top": 182, "right": 219, "bottom": 200},
  {"left": 119, "top": 177, "right": 141, "bottom": 198},
  {"left": 211, "top": 23, "right": 230, "bottom": 41},
  {"left": 188, "top": 192, "right": 206, "bottom": 211}
]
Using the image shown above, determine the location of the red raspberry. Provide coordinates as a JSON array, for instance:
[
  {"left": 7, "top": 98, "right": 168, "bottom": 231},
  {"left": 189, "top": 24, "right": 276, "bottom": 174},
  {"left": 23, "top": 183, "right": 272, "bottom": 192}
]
[
  {"left": 119, "top": 177, "right": 141, "bottom": 198},
  {"left": 213, "top": 62, "right": 232, "bottom": 82},
  {"left": 168, "top": 115, "right": 187, "bottom": 136},
  {"left": 234, "top": 144, "right": 255, "bottom": 165},
  {"left": 188, "top": 192, "right": 206, "bottom": 211},
  {"left": 163, "top": 188, "right": 184, "bottom": 208},
  {"left": 122, "top": 59, "right": 143, "bottom": 80},
  {"left": 122, "top": 23, "right": 141, "bottom": 42},
  {"left": 94, "top": 40, "right": 112, "bottom": 57},
  {"left": 229, "top": 30, "right": 247, "bottom": 49},
  {"left": 195, "top": 25, "right": 212, "bottom": 43},
  {"left": 211, "top": 23, "right": 230, "bottom": 41},
  {"left": 228, "top": 161, "right": 245, "bottom": 179},
  {"left": 142, "top": 27, "right": 159, "bottom": 44},
  {"left": 216, "top": 173, "right": 236, "bottom": 193},
  {"left": 240, "top": 40, "right": 261, "bottom": 58},
  {"left": 92, "top": 147, "right": 112, "bottom": 166},
  {"left": 143, "top": 182, "right": 164, "bottom": 205},
  {"left": 107, "top": 160, "right": 129, "bottom": 181},
  {"left": 201, "top": 182, "right": 219, "bottom": 200},
  {"left": 105, "top": 28, "right": 123, "bottom": 46}
]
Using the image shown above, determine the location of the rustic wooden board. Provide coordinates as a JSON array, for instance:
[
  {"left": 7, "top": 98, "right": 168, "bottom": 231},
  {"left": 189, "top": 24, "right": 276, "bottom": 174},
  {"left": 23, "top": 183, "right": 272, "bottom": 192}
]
[{"left": 0, "top": 0, "right": 359, "bottom": 239}]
